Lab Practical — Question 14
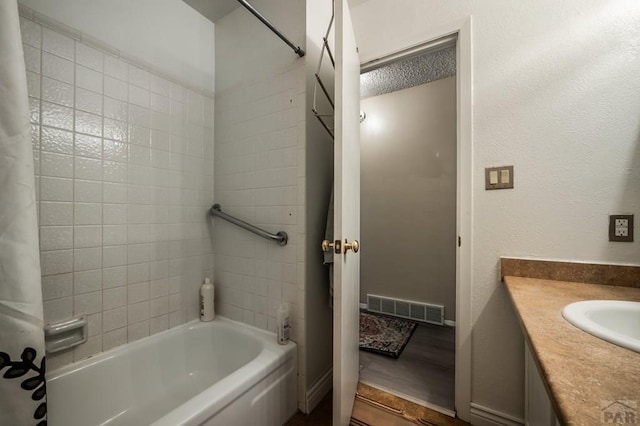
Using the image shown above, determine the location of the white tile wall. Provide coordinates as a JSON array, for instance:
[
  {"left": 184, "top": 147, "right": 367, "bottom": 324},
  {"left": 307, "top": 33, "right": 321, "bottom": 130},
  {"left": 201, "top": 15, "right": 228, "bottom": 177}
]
[
  {"left": 214, "top": 61, "right": 307, "bottom": 411},
  {"left": 22, "top": 15, "right": 215, "bottom": 370}
]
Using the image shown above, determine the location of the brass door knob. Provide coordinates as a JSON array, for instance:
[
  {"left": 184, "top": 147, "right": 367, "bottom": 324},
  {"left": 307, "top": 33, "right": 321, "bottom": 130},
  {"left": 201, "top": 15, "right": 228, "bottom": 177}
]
[{"left": 344, "top": 239, "right": 359, "bottom": 253}]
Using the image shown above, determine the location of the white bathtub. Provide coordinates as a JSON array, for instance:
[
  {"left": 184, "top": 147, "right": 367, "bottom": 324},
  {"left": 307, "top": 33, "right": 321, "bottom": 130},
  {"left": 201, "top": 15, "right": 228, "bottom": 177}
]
[{"left": 46, "top": 318, "right": 298, "bottom": 426}]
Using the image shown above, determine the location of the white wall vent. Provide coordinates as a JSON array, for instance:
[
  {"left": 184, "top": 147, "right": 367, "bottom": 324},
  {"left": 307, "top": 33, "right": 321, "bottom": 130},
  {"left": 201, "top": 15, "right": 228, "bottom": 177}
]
[{"left": 366, "top": 294, "right": 444, "bottom": 326}]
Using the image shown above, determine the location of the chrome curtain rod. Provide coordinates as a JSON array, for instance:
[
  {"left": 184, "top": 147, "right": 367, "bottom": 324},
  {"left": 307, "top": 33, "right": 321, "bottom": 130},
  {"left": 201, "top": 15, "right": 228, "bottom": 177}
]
[
  {"left": 209, "top": 204, "right": 288, "bottom": 246},
  {"left": 236, "top": 0, "right": 305, "bottom": 57}
]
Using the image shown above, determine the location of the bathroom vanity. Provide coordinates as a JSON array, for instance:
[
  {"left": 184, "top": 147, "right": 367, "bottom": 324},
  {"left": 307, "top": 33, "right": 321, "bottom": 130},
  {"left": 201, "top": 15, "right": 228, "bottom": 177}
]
[{"left": 501, "top": 258, "right": 640, "bottom": 425}]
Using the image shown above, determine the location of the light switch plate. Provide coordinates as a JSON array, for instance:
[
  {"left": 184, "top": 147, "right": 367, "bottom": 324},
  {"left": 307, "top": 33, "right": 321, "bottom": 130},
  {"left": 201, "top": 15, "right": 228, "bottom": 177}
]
[
  {"left": 609, "top": 214, "right": 634, "bottom": 242},
  {"left": 485, "top": 166, "right": 514, "bottom": 190}
]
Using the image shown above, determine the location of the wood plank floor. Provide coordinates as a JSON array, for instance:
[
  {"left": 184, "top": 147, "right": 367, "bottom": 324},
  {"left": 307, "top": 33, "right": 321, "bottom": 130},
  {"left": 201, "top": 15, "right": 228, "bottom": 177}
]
[
  {"left": 285, "top": 384, "right": 469, "bottom": 426},
  {"left": 359, "top": 323, "right": 455, "bottom": 412}
]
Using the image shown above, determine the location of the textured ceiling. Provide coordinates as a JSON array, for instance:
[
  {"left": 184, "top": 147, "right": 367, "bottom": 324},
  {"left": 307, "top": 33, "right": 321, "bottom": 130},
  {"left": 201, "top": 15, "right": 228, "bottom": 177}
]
[{"left": 360, "top": 47, "right": 456, "bottom": 99}]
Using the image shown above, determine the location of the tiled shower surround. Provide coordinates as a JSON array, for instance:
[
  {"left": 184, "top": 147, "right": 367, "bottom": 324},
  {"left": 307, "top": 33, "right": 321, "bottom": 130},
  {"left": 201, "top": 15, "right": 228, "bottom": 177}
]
[
  {"left": 20, "top": 14, "right": 215, "bottom": 369},
  {"left": 213, "top": 64, "right": 308, "bottom": 407},
  {"left": 213, "top": 69, "right": 305, "bottom": 336}
]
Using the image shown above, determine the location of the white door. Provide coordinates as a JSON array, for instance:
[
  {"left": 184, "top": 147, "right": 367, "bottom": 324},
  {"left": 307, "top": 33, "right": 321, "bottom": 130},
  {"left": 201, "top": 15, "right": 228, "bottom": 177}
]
[{"left": 333, "top": 0, "right": 361, "bottom": 424}]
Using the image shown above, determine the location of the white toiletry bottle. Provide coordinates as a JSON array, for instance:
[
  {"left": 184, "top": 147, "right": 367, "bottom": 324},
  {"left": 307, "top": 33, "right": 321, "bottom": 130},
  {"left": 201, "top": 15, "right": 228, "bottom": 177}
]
[
  {"left": 277, "top": 303, "right": 290, "bottom": 345},
  {"left": 200, "top": 277, "right": 214, "bottom": 321}
]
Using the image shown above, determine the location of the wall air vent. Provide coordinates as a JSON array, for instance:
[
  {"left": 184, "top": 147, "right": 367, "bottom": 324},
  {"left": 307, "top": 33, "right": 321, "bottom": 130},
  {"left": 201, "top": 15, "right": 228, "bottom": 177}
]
[{"left": 366, "top": 294, "right": 444, "bottom": 326}]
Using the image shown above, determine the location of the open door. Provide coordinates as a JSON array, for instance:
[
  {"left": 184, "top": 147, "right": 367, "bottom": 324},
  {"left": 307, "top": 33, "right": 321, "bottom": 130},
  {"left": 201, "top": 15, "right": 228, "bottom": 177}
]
[{"left": 332, "top": 0, "right": 361, "bottom": 424}]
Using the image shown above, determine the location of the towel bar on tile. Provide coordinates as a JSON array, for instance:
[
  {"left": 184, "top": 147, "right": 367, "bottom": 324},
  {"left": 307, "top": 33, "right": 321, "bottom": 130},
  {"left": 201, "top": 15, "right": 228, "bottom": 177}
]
[
  {"left": 209, "top": 204, "right": 288, "bottom": 246},
  {"left": 44, "top": 316, "right": 87, "bottom": 353}
]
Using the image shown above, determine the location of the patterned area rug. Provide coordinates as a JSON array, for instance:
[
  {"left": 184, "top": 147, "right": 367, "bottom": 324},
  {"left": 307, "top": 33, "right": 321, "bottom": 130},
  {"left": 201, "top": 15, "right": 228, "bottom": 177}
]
[{"left": 359, "top": 312, "right": 418, "bottom": 359}]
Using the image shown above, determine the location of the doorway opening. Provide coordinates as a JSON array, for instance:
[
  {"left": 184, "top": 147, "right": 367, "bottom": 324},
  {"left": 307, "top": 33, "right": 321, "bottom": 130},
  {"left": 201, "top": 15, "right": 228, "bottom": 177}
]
[{"left": 357, "top": 36, "right": 458, "bottom": 417}]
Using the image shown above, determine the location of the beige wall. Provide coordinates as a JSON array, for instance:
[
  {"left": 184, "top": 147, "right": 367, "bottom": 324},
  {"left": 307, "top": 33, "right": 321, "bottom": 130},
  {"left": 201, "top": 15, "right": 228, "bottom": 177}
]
[{"left": 360, "top": 77, "right": 456, "bottom": 321}]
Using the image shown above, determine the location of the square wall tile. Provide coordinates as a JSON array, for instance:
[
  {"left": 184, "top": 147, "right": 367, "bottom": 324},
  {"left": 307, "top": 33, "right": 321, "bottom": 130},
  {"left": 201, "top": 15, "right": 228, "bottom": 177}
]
[
  {"left": 39, "top": 226, "right": 73, "bottom": 251},
  {"left": 42, "top": 52, "right": 74, "bottom": 85},
  {"left": 102, "top": 326, "right": 127, "bottom": 350},
  {"left": 128, "top": 301, "right": 149, "bottom": 324},
  {"left": 104, "top": 55, "right": 128, "bottom": 81},
  {"left": 42, "top": 77, "right": 74, "bottom": 108},
  {"left": 74, "top": 203, "right": 102, "bottom": 225},
  {"left": 74, "top": 247, "right": 102, "bottom": 271},
  {"left": 76, "top": 65, "right": 103, "bottom": 94},
  {"left": 103, "top": 287, "right": 126, "bottom": 311},
  {"left": 74, "top": 225, "right": 102, "bottom": 248},
  {"left": 128, "top": 321, "right": 149, "bottom": 342},
  {"left": 104, "top": 76, "right": 128, "bottom": 101},
  {"left": 102, "top": 266, "right": 127, "bottom": 289},
  {"left": 40, "top": 249, "right": 73, "bottom": 276},
  {"left": 75, "top": 157, "right": 103, "bottom": 181},
  {"left": 104, "top": 97, "right": 128, "bottom": 122},
  {"left": 103, "top": 245, "right": 127, "bottom": 268},
  {"left": 40, "top": 152, "right": 73, "bottom": 178},
  {"left": 150, "top": 315, "right": 168, "bottom": 334},
  {"left": 75, "top": 87, "right": 102, "bottom": 115},
  {"left": 76, "top": 43, "right": 103, "bottom": 72},
  {"left": 40, "top": 177, "right": 73, "bottom": 202},
  {"left": 128, "top": 65, "right": 149, "bottom": 89},
  {"left": 129, "top": 85, "right": 150, "bottom": 108},
  {"left": 75, "top": 134, "right": 103, "bottom": 159},
  {"left": 103, "top": 141, "right": 128, "bottom": 164},
  {"left": 74, "top": 180, "right": 102, "bottom": 203},
  {"left": 75, "top": 110, "right": 103, "bottom": 137},
  {"left": 40, "top": 202, "right": 73, "bottom": 226},
  {"left": 104, "top": 118, "right": 128, "bottom": 142},
  {"left": 74, "top": 269, "right": 102, "bottom": 294},
  {"left": 42, "top": 27, "right": 74, "bottom": 61},
  {"left": 44, "top": 297, "right": 73, "bottom": 323},
  {"left": 42, "top": 102, "right": 73, "bottom": 131},
  {"left": 41, "top": 126, "right": 73, "bottom": 154},
  {"left": 74, "top": 291, "right": 103, "bottom": 315}
]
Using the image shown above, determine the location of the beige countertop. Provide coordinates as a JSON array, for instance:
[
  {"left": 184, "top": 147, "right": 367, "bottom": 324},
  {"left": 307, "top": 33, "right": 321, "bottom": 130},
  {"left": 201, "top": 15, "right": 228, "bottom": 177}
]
[{"left": 504, "top": 276, "right": 640, "bottom": 425}]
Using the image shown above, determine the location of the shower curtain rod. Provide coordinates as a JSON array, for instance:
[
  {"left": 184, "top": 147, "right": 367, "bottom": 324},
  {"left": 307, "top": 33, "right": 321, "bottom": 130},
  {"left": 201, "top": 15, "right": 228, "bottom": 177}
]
[
  {"left": 236, "top": 0, "right": 305, "bottom": 57},
  {"left": 209, "top": 204, "right": 289, "bottom": 246}
]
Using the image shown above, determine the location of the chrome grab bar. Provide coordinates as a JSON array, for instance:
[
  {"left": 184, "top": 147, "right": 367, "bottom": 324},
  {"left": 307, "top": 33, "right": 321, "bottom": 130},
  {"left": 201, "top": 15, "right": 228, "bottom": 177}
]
[{"left": 209, "top": 204, "right": 288, "bottom": 246}]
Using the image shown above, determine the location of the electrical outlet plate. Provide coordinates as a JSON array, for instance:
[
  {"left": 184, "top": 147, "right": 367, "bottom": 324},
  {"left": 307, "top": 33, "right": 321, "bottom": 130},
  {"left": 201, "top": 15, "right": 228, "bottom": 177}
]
[{"left": 609, "top": 214, "right": 634, "bottom": 242}]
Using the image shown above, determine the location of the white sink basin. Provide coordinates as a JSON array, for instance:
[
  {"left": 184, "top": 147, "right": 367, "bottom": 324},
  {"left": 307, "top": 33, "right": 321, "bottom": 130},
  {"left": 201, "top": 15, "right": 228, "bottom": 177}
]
[{"left": 561, "top": 300, "right": 640, "bottom": 353}]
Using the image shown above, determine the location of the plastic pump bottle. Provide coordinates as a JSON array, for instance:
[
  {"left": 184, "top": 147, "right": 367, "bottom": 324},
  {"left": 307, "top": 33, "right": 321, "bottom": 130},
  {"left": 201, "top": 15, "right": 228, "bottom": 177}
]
[
  {"left": 200, "top": 277, "right": 214, "bottom": 321},
  {"left": 277, "top": 303, "right": 290, "bottom": 345}
]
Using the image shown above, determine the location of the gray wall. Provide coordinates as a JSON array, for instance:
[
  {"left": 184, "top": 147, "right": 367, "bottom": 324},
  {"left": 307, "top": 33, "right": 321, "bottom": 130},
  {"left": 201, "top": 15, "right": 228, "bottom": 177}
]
[
  {"left": 303, "top": 0, "right": 335, "bottom": 404},
  {"left": 360, "top": 77, "right": 456, "bottom": 321}
]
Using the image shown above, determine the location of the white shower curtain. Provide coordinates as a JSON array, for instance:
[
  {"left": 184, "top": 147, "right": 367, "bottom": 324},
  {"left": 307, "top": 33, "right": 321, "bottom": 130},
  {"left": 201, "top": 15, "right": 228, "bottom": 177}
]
[{"left": 0, "top": 1, "right": 47, "bottom": 425}]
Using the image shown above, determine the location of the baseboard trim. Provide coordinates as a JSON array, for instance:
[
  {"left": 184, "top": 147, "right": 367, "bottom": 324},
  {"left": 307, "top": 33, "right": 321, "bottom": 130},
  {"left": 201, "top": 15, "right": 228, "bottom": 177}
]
[
  {"left": 469, "top": 403, "right": 524, "bottom": 426},
  {"left": 444, "top": 320, "right": 456, "bottom": 327},
  {"left": 306, "top": 367, "right": 333, "bottom": 414}
]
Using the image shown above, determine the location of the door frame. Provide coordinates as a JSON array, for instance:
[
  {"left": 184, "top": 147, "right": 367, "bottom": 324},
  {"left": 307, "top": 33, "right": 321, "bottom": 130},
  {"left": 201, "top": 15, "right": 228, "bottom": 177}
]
[{"left": 358, "top": 17, "right": 473, "bottom": 421}]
